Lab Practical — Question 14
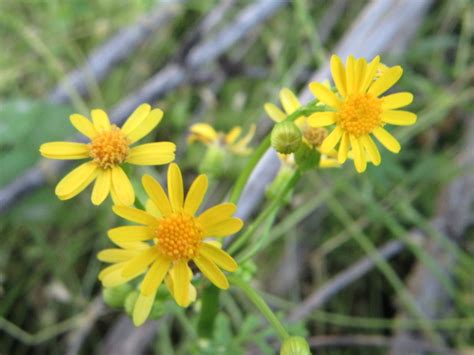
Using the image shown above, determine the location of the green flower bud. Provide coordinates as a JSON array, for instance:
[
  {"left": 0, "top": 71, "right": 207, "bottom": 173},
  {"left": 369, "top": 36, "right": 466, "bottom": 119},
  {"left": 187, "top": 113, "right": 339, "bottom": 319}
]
[
  {"left": 148, "top": 300, "right": 165, "bottom": 320},
  {"left": 199, "top": 145, "right": 227, "bottom": 177},
  {"left": 235, "top": 260, "right": 257, "bottom": 282},
  {"left": 124, "top": 290, "right": 139, "bottom": 316},
  {"left": 271, "top": 121, "right": 302, "bottom": 154},
  {"left": 102, "top": 284, "right": 133, "bottom": 309},
  {"left": 280, "top": 336, "right": 311, "bottom": 355}
]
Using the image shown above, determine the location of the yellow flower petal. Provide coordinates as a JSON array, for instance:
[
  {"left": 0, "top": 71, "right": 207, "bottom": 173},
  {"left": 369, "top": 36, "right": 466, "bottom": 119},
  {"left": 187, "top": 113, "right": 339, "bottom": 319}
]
[
  {"left": 91, "top": 109, "right": 111, "bottom": 131},
  {"left": 359, "top": 56, "right": 381, "bottom": 93},
  {"left": 111, "top": 166, "right": 135, "bottom": 206},
  {"left": 307, "top": 112, "right": 336, "bottom": 127},
  {"left": 126, "top": 142, "right": 176, "bottom": 166},
  {"left": 189, "top": 123, "right": 218, "bottom": 144},
  {"left": 350, "top": 135, "right": 367, "bottom": 173},
  {"left": 319, "top": 156, "right": 340, "bottom": 169},
  {"left": 345, "top": 55, "right": 356, "bottom": 94},
  {"left": 309, "top": 82, "right": 341, "bottom": 108},
  {"left": 70, "top": 114, "right": 98, "bottom": 139},
  {"left": 99, "top": 263, "right": 124, "bottom": 281},
  {"left": 126, "top": 108, "right": 163, "bottom": 144},
  {"left": 40, "top": 142, "right": 90, "bottom": 160},
  {"left": 279, "top": 88, "right": 301, "bottom": 114},
  {"left": 225, "top": 127, "right": 242, "bottom": 145},
  {"left": 194, "top": 254, "right": 229, "bottom": 289},
  {"left": 197, "top": 203, "right": 237, "bottom": 228},
  {"left": 199, "top": 243, "right": 237, "bottom": 272},
  {"left": 108, "top": 226, "right": 155, "bottom": 244},
  {"left": 133, "top": 292, "right": 155, "bottom": 326},
  {"left": 166, "top": 264, "right": 195, "bottom": 306},
  {"left": 330, "top": 55, "right": 347, "bottom": 96},
  {"left": 97, "top": 249, "right": 139, "bottom": 263},
  {"left": 142, "top": 174, "right": 173, "bottom": 216},
  {"left": 101, "top": 263, "right": 144, "bottom": 288},
  {"left": 173, "top": 260, "right": 190, "bottom": 307},
  {"left": 320, "top": 126, "right": 343, "bottom": 153},
  {"left": 91, "top": 169, "right": 111, "bottom": 205},
  {"left": 372, "top": 127, "right": 401, "bottom": 153},
  {"left": 184, "top": 174, "right": 208, "bottom": 216},
  {"left": 368, "top": 66, "right": 403, "bottom": 97},
  {"left": 264, "top": 103, "right": 286, "bottom": 122},
  {"left": 145, "top": 199, "right": 161, "bottom": 218},
  {"left": 55, "top": 161, "right": 98, "bottom": 200},
  {"left": 381, "top": 110, "right": 417, "bottom": 126},
  {"left": 140, "top": 256, "right": 170, "bottom": 296},
  {"left": 204, "top": 218, "right": 243, "bottom": 237},
  {"left": 381, "top": 92, "right": 413, "bottom": 109},
  {"left": 360, "top": 135, "right": 381, "bottom": 166},
  {"left": 353, "top": 58, "right": 367, "bottom": 93},
  {"left": 112, "top": 205, "right": 158, "bottom": 226},
  {"left": 121, "top": 103, "right": 151, "bottom": 136},
  {"left": 121, "top": 247, "right": 159, "bottom": 278},
  {"left": 338, "top": 132, "right": 350, "bottom": 164},
  {"left": 168, "top": 163, "right": 184, "bottom": 212}
]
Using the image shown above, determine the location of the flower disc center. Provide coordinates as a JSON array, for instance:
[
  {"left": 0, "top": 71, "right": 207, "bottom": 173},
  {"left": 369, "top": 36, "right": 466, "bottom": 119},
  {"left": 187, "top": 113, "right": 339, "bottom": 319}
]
[
  {"left": 89, "top": 125, "right": 129, "bottom": 169},
  {"left": 156, "top": 213, "right": 203, "bottom": 260},
  {"left": 337, "top": 94, "right": 382, "bottom": 137}
]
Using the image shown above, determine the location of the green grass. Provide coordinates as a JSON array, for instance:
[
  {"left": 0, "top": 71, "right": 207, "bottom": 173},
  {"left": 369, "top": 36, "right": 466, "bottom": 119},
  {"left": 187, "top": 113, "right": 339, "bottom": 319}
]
[{"left": 0, "top": 0, "right": 473, "bottom": 354}]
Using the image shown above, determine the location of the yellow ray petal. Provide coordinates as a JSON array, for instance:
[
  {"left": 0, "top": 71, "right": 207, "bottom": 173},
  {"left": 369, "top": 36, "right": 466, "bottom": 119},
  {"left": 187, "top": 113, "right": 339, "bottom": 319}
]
[
  {"left": 112, "top": 205, "right": 158, "bottom": 226},
  {"left": 359, "top": 56, "right": 380, "bottom": 93},
  {"left": 188, "top": 123, "right": 218, "bottom": 144},
  {"left": 350, "top": 135, "right": 367, "bottom": 173},
  {"left": 225, "top": 127, "right": 242, "bottom": 145},
  {"left": 264, "top": 103, "right": 286, "bottom": 122},
  {"left": 121, "top": 247, "right": 159, "bottom": 278},
  {"left": 280, "top": 88, "right": 301, "bottom": 114},
  {"left": 360, "top": 135, "right": 381, "bottom": 166},
  {"left": 198, "top": 203, "right": 237, "bottom": 228},
  {"left": 167, "top": 163, "right": 183, "bottom": 212},
  {"left": 142, "top": 175, "right": 173, "bottom": 216},
  {"left": 338, "top": 132, "right": 350, "bottom": 164},
  {"left": 199, "top": 243, "right": 238, "bottom": 272},
  {"left": 173, "top": 260, "right": 190, "bottom": 307},
  {"left": 372, "top": 127, "right": 401, "bottom": 153},
  {"left": 91, "top": 169, "right": 111, "bottom": 205},
  {"left": 368, "top": 66, "right": 403, "bottom": 97},
  {"left": 345, "top": 55, "right": 356, "bottom": 94},
  {"left": 133, "top": 291, "right": 155, "bottom": 326},
  {"left": 70, "top": 114, "right": 97, "bottom": 139},
  {"left": 111, "top": 166, "right": 135, "bottom": 206},
  {"left": 97, "top": 249, "right": 139, "bottom": 263},
  {"left": 204, "top": 218, "right": 243, "bottom": 237},
  {"left": 184, "top": 174, "right": 208, "bottom": 216},
  {"left": 145, "top": 199, "right": 162, "bottom": 218},
  {"left": 381, "top": 110, "right": 417, "bottom": 126},
  {"left": 121, "top": 103, "right": 151, "bottom": 136},
  {"left": 126, "top": 108, "right": 163, "bottom": 144},
  {"left": 126, "top": 142, "right": 176, "bottom": 166},
  {"left": 309, "top": 82, "right": 341, "bottom": 108},
  {"left": 108, "top": 226, "right": 155, "bottom": 244},
  {"left": 307, "top": 112, "right": 336, "bottom": 127},
  {"left": 353, "top": 58, "right": 367, "bottom": 93},
  {"left": 40, "top": 142, "right": 90, "bottom": 160},
  {"left": 320, "top": 126, "right": 343, "bottom": 153},
  {"left": 330, "top": 54, "right": 347, "bottom": 96},
  {"left": 55, "top": 161, "right": 98, "bottom": 200},
  {"left": 91, "top": 109, "right": 111, "bottom": 131},
  {"left": 194, "top": 254, "right": 229, "bottom": 289},
  {"left": 381, "top": 92, "right": 413, "bottom": 110},
  {"left": 99, "top": 263, "right": 124, "bottom": 281},
  {"left": 101, "top": 263, "right": 144, "bottom": 288},
  {"left": 140, "top": 256, "right": 170, "bottom": 296}
]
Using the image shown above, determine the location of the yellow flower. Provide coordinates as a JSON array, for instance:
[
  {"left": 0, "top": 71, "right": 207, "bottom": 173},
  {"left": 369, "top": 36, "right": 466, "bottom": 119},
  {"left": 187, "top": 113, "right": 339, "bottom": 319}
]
[
  {"left": 188, "top": 123, "right": 255, "bottom": 155},
  {"left": 308, "top": 54, "right": 416, "bottom": 173},
  {"left": 39, "top": 104, "right": 176, "bottom": 206},
  {"left": 97, "top": 163, "right": 243, "bottom": 326},
  {"left": 264, "top": 88, "right": 339, "bottom": 168}
]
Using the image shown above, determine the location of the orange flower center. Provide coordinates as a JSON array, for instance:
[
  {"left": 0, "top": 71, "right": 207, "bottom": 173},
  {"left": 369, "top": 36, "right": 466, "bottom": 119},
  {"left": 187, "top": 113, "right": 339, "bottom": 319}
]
[
  {"left": 156, "top": 213, "right": 203, "bottom": 260},
  {"left": 337, "top": 94, "right": 382, "bottom": 137},
  {"left": 89, "top": 126, "right": 129, "bottom": 169}
]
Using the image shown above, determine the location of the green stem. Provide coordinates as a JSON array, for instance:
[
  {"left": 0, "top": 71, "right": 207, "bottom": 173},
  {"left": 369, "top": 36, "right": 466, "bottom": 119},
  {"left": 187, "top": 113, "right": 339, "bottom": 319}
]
[
  {"left": 229, "top": 276, "right": 290, "bottom": 341},
  {"left": 229, "top": 170, "right": 301, "bottom": 255}
]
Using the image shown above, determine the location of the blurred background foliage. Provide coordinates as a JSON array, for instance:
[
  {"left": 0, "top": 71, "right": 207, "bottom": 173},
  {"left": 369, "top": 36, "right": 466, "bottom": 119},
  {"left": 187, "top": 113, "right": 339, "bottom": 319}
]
[{"left": 0, "top": 0, "right": 472, "bottom": 354}]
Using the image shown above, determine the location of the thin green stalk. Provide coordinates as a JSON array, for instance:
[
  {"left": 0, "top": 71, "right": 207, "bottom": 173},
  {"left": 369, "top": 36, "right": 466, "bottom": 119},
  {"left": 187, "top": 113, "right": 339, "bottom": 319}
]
[{"left": 229, "top": 276, "right": 290, "bottom": 341}]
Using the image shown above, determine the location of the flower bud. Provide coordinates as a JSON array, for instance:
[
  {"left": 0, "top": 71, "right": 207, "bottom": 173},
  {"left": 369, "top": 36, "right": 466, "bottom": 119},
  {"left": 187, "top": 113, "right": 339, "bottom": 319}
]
[
  {"left": 148, "top": 300, "right": 165, "bottom": 320},
  {"left": 271, "top": 121, "right": 302, "bottom": 154},
  {"left": 280, "top": 336, "right": 311, "bottom": 355},
  {"left": 102, "top": 284, "right": 133, "bottom": 309},
  {"left": 124, "top": 290, "right": 139, "bottom": 316},
  {"left": 303, "top": 126, "right": 328, "bottom": 148},
  {"left": 199, "top": 145, "right": 227, "bottom": 177}
]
